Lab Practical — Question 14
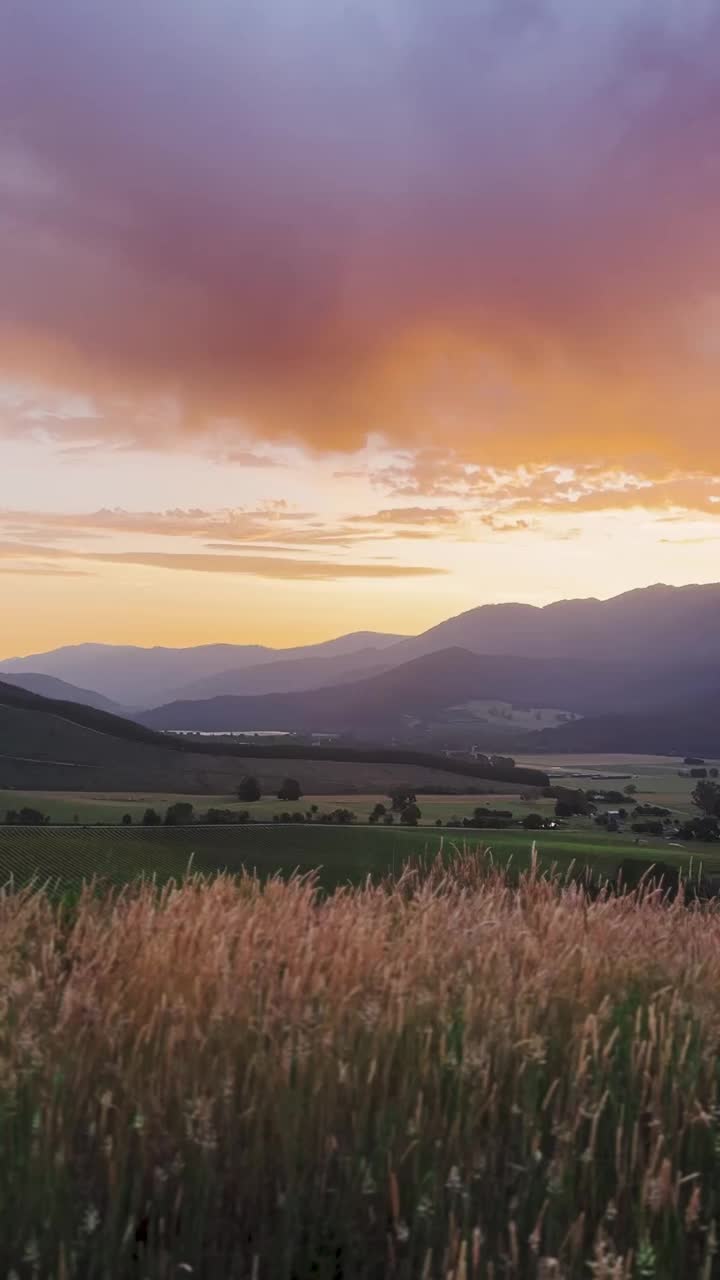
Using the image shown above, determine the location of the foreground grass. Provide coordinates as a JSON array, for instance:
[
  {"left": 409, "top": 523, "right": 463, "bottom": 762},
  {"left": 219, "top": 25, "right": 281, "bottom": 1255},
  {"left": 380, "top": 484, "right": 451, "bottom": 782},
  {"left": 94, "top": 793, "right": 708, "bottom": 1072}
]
[{"left": 3, "top": 853, "right": 720, "bottom": 1277}]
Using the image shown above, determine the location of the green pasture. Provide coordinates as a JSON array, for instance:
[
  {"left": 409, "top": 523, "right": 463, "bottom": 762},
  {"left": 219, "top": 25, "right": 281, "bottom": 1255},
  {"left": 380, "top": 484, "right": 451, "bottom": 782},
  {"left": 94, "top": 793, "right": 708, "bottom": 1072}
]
[{"left": 0, "top": 821, "right": 715, "bottom": 897}]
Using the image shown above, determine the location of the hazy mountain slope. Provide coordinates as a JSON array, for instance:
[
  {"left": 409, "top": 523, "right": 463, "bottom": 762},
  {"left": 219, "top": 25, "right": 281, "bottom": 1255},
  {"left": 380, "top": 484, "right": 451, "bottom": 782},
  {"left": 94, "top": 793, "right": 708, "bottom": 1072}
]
[
  {"left": 391, "top": 583, "right": 720, "bottom": 665},
  {"left": 7, "top": 583, "right": 720, "bottom": 708},
  {"left": 138, "top": 647, "right": 714, "bottom": 736},
  {"left": 1, "top": 632, "right": 405, "bottom": 704},
  {"left": 526, "top": 692, "right": 720, "bottom": 756},
  {"left": 0, "top": 672, "right": 126, "bottom": 714},
  {"left": 173, "top": 647, "right": 396, "bottom": 700}
]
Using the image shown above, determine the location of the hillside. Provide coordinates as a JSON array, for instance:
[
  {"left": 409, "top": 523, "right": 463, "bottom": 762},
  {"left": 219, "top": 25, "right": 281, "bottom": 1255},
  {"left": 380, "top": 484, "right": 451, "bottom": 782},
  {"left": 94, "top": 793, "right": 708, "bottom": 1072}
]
[
  {"left": 173, "top": 646, "right": 396, "bottom": 700},
  {"left": 0, "top": 671, "right": 127, "bottom": 714},
  {"left": 138, "top": 646, "right": 720, "bottom": 740},
  {"left": 527, "top": 690, "right": 720, "bottom": 756},
  {"left": 0, "top": 680, "right": 548, "bottom": 792}
]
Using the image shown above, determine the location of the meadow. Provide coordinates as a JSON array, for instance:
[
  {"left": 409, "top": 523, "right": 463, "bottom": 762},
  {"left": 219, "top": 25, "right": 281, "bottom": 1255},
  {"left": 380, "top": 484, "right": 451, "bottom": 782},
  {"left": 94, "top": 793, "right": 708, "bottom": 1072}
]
[{"left": 3, "top": 853, "right": 720, "bottom": 1277}]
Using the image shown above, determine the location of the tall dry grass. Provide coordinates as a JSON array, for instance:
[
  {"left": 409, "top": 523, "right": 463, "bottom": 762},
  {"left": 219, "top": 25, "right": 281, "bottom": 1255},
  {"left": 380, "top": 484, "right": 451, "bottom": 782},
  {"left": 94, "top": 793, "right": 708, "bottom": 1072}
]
[{"left": 2, "top": 850, "right": 720, "bottom": 1277}]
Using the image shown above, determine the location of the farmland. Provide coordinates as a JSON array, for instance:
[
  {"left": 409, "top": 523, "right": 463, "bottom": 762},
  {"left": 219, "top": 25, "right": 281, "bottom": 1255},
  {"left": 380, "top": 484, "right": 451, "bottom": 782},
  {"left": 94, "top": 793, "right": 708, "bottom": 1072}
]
[
  {"left": 1, "top": 818, "right": 717, "bottom": 901},
  {"left": 1, "top": 751, "right": 712, "bottom": 823}
]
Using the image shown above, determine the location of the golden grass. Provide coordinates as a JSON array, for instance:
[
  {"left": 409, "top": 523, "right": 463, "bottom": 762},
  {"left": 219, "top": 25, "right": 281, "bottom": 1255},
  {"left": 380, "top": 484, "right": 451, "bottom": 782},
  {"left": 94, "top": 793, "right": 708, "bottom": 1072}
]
[{"left": 2, "top": 849, "right": 720, "bottom": 1277}]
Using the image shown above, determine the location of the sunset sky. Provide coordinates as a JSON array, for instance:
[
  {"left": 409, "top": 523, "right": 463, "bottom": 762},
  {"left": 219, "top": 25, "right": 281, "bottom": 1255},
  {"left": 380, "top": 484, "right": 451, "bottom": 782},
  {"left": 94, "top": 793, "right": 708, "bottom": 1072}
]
[{"left": 2, "top": 0, "right": 720, "bottom": 657}]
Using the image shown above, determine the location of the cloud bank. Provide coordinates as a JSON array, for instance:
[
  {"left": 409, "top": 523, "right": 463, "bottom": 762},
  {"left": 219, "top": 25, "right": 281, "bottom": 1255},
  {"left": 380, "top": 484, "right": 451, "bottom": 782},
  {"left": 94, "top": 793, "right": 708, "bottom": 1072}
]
[{"left": 1, "top": 0, "right": 719, "bottom": 479}]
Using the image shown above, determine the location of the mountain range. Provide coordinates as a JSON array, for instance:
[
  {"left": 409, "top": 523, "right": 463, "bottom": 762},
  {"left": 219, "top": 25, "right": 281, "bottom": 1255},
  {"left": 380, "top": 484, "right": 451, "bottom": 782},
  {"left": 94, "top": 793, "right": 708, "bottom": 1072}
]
[{"left": 4, "top": 583, "right": 720, "bottom": 754}]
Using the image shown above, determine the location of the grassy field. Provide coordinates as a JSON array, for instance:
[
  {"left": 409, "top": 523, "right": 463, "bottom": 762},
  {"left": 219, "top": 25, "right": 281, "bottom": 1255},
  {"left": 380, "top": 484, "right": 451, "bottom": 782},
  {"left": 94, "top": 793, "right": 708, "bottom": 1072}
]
[
  {"left": 3, "top": 857, "right": 720, "bottom": 1276},
  {"left": 0, "top": 820, "right": 716, "bottom": 898}
]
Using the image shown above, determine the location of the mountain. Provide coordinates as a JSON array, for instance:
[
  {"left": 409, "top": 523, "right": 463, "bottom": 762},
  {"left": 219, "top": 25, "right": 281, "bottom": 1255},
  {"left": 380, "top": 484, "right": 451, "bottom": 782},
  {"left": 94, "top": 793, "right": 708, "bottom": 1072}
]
[
  {"left": 0, "top": 672, "right": 126, "bottom": 714},
  {"left": 526, "top": 692, "right": 720, "bottom": 757},
  {"left": 7, "top": 583, "right": 720, "bottom": 709},
  {"left": 173, "top": 647, "right": 396, "bottom": 700},
  {"left": 138, "top": 647, "right": 718, "bottom": 739},
  {"left": 1, "top": 632, "right": 405, "bottom": 705},
  {"left": 0, "top": 679, "right": 547, "bottom": 793},
  {"left": 390, "top": 583, "right": 720, "bottom": 666}
]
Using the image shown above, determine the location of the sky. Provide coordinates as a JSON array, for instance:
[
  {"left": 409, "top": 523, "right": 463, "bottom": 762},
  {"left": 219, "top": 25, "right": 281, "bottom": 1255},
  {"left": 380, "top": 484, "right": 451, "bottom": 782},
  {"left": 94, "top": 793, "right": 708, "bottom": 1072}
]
[{"left": 1, "top": 0, "right": 720, "bottom": 657}]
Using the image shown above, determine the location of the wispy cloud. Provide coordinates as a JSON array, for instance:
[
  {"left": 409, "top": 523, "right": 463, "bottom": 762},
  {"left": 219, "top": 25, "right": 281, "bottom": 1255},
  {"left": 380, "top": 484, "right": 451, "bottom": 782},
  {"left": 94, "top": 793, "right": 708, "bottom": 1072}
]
[{"left": 0, "top": 537, "right": 445, "bottom": 581}]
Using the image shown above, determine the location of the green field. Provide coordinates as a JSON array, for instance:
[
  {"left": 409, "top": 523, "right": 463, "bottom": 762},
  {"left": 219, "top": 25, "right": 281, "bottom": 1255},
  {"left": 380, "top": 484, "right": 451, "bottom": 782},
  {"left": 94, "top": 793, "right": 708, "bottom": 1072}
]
[
  {"left": 0, "top": 821, "right": 716, "bottom": 898},
  {"left": 1, "top": 754, "right": 715, "bottom": 896}
]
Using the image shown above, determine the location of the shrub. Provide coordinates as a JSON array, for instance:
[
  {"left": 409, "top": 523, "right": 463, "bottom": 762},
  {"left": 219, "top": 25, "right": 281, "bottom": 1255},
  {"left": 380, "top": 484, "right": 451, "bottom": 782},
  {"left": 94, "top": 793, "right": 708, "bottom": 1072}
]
[
  {"left": 522, "top": 812, "right": 545, "bottom": 829},
  {"left": 237, "top": 776, "right": 262, "bottom": 802}
]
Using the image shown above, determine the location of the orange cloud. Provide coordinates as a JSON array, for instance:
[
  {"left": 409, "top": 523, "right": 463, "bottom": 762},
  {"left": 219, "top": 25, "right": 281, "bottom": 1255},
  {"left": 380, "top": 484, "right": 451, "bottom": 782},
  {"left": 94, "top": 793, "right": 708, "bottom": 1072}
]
[{"left": 1, "top": 1, "right": 719, "bottom": 479}]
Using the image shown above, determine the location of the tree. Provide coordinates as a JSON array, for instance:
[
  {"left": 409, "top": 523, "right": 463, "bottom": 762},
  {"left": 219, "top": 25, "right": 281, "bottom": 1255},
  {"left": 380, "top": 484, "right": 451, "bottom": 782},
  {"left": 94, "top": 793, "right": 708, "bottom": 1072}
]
[
  {"left": 400, "top": 802, "right": 421, "bottom": 826},
  {"left": 277, "top": 778, "right": 302, "bottom": 802},
  {"left": 121, "top": 813, "right": 133, "bottom": 825},
  {"left": 165, "top": 802, "right": 194, "bottom": 825},
  {"left": 389, "top": 788, "right": 415, "bottom": 812},
  {"left": 679, "top": 815, "right": 720, "bottom": 841},
  {"left": 237, "top": 776, "right": 262, "bottom": 802},
  {"left": 142, "top": 808, "right": 162, "bottom": 826},
  {"left": 370, "top": 802, "right": 387, "bottom": 821},
  {"left": 710, "top": 768, "right": 719, "bottom": 779},
  {"left": 624, "top": 784, "right": 637, "bottom": 797},
  {"left": 692, "top": 780, "right": 720, "bottom": 818},
  {"left": 383, "top": 813, "right": 394, "bottom": 825},
  {"left": 6, "top": 807, "right": 49, "bottom": 825}
]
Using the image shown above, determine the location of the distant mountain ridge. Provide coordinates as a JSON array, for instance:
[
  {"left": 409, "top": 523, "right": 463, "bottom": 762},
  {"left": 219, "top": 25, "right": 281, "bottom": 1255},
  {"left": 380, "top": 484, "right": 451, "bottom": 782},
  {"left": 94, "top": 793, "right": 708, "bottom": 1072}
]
[
  {"left": 5, "top": 585, "right": 720, "bottom": 735},
  {"left": 385, "top": 583, "right": 720, "bottom": 666},
  {"left": 137, "top": 646, "right": 720, "bottom": 743},
  {"left": 1, "top": 631, "right": 405, "bottom": 704}
]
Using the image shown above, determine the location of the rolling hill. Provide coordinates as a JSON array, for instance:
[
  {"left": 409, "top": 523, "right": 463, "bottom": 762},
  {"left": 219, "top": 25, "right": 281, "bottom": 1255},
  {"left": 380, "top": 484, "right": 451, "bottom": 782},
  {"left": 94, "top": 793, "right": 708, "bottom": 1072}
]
[
  {"left": 0, "top": 672, "right": 127, "bottom": 714},
  {"left": 0, "top": 680, "right": 548, "bottom": 792}
]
